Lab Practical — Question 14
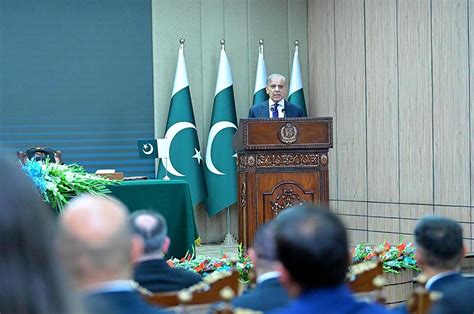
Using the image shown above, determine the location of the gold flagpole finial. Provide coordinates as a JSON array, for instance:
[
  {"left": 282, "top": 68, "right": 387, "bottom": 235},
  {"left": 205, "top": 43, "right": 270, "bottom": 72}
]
[
  {"left": 220, "top": 39, "right": 225, "bottom": 49},
  {"left": 259, "top": 39, "right": 264, "bottom": 54},
  {"left": 179, "top": 38, "right": 185, "bottom": 50},
  {"left": 294, "top": 40, "right": 299, "bottom": 47}
]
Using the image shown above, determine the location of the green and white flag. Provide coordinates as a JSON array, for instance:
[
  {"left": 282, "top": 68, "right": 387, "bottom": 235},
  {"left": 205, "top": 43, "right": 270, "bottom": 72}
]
[
  {"left": 288, "top": 42, "right": 308, "bottom": 116},
  {"left": 157, "top": 43, "right": 207, "bottom": 206},
  {"left": 204, "top": 45, "right": 238, "bottom": 216},
  {"left": 253, "top": 42, "right": 268, "bottom": 105}
]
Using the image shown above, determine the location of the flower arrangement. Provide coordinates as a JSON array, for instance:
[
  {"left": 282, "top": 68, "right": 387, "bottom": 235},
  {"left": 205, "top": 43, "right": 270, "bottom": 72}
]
[
  {"left": 167, "top": 244, "right": 254, "bottom": 283},
  {"left": 22, "top": 159, "right": 117, "bottom": 212},
  {"left": 351, "top": 241, "right": 419, "bottom": 274}
]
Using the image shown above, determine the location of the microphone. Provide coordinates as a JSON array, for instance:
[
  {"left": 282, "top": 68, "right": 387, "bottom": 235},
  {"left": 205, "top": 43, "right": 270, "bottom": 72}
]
[{"left": 282, "top": 108, "right": 286, "bottom": 118}]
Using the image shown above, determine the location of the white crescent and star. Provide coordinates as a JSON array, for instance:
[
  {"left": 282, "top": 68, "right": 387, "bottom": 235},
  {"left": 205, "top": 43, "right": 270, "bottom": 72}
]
[
  {"left": 162, "top": 121, "right": 198, "bottom": 177},
  {"left": 205, "top": 121, "right": 237, "bottom": 175},
  {"left": 142, "top": 143, "right": 154, "bottom": 155}
]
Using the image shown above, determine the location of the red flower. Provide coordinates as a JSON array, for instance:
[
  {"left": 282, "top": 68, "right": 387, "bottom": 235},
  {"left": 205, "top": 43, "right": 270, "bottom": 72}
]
[
  {"left": 397, "top": 242, "right": 407, "bottom": 257},
  {"left": 167, "top": 260, "right": 175, "bottom": 267},
  {"left": 194, "top": 262, "right": 205, "bottom": 272},
  {"left": 365, "top": 252, "right": 376, "bottom": 260}
]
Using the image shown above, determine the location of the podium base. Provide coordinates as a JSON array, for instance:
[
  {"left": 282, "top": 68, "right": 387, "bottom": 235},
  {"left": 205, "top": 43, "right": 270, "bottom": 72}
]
[{"left": 221, "top": 233, "right": 237, "bottom": 245}]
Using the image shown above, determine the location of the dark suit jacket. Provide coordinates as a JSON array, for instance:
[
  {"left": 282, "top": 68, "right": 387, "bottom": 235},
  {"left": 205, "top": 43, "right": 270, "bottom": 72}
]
[
  {"left": 248, "top": 100, "right": 304, "bottom": 118},
  {"left": 231, "top": 277, "right": 290, "bottom": 312},
  {"left": 429, "top": 273, "right": 474, "bottom": 314},
  {"left": 84, "top": 290, "right": 163, "bottom": 314},
  {"left": 134, "top": 259, "right": 202, "bottom": 293},
  {"left": 271, "top": 284, "right": 391, "bottom": 314}
]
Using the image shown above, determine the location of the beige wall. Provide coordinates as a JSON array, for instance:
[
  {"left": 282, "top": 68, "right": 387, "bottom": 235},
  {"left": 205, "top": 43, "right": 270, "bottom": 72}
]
[
  {"left": 309, "top": 0, "right": 473, "bottom": 251},
  {"left": 151, "top": 0, "right": 309, "bottom": 243}
]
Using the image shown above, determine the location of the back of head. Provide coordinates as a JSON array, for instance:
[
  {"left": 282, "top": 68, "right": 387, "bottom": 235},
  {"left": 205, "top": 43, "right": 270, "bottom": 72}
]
[
  {"left": 58, "top": 194, "right": 134, "bottom": 289},
  {"left": 415, "top": 215, "right": 464, "bottom": 270},
  {"left": 129, "top": 210, "right": 168, "bottom": 255},
  {"left": 252, "top": 221, "right": 278, "bottom": 269},
  {"left": 275, "top": 204, "right": 348, "bottom": 291},
  {"left": 0, "top": 156, "right": 74, "bottom": 313}
]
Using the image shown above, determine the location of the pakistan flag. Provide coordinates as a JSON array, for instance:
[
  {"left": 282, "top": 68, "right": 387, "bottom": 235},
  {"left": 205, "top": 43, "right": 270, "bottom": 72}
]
[
  {"left": 204, "top": 46, "right": 237, "bottom": 216},
  {"left": 157, "top": 43, "right": 207, "bottom": 206},
  {"left": 253, "top": 43, "right": 268, "bottom": 105}
]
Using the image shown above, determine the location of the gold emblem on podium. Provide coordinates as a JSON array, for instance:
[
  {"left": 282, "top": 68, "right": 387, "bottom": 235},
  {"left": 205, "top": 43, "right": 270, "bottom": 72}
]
[{"left": 279, "top": 123, "right": 298, "bottom": 144}]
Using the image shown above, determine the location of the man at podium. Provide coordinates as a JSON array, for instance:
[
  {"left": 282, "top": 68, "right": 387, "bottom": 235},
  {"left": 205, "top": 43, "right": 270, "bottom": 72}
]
[{"left": 248, "top": 74, "right": 304, "bottom": 118}]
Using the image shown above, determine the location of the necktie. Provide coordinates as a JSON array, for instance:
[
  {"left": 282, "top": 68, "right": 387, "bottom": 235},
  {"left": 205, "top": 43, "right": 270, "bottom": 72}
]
[{"left": 271, "top": 103, "right": 279, "bottom": 118}]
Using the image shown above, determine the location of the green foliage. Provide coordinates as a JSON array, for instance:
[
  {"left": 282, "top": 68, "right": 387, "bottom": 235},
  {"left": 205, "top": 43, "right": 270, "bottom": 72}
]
[
  {"left": 352, "top": 241, "right": 419, "bottom": 274},
  {"left": 22, "top": 159, "right": 118, "bottom": 212},
  {"left": 167, "top": 243, "right": 253, "bottom": 283}
]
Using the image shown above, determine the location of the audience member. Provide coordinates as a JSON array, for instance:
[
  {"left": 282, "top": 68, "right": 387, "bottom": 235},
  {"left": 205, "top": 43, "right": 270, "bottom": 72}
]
[
  {"left": 273, "top": 204, "right": 390, "bottom": 314},
  {"left": 0, "top": 156, "right": 77, "bottom": 313},
  {"left": 58, "top": 194, "right": 162, "bottom": 314},
  {"left": 230, "top": 221, "right": 290, "bottom": 312},
  {"left": 248, "top": 73, "right": 304, "bottom": 118},
  {"left": 130, "top": 210, "right": 202, "bottom": 292},
  {"left": 414, "top": 215, "right": 474, "bottom": 314}
]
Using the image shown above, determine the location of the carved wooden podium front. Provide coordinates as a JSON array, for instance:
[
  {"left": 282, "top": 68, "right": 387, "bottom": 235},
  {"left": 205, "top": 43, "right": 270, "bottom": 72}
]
[{"left": 233, "top": 117, "right": 333, "bottom": 248}]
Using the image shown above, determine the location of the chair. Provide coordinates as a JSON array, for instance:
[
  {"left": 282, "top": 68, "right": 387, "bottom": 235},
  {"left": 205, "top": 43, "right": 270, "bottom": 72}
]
[
  {"left": 17, "top": 147, "right": 63, "bottom": 164},
  {"left": 347, "top": 259, "right": 386, "bottom": 304},
  {"left": 139, "top": 270, "right": 240, "bottom": 308},
  {"left": 406, "top": 274, "right": 441, "bottom": 314}
]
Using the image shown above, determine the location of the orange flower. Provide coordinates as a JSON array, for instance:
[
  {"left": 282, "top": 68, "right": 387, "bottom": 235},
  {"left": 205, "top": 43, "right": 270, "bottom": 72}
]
[
  {"left": 397, "top": 242, "right": 407, "bottom": 257},
  {"left": 167, "top": 260, "right": 175, "bottom": 267},
  {"left": 194, "top": 262, "right": 205, "bottom": 272},
  {"left": 222, "top": 254, "right": 228, "bottom": 259},
  {"left": 365, "top": 252, "right": 376, "bottom": 260}
]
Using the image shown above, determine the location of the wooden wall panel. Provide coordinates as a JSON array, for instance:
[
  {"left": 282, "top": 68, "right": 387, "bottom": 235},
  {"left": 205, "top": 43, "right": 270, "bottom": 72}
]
[
  {"left": 288, "top": 0, "right": 309, "bottom": 108},
  {"left": 470, "top": 0, "right": 474, "bottom": 207},
  {"left": 308, "top": 0, "right": 338, "bottom": 205},
  {"left": 432, "top": 0, "right": 469, "bottom": 206},
  {"left": 334, "top": 0, "right": 367, "bottom": 202},
  {"left": 225, "top": 0, "right": 250, "bottom": 118},
  {"left": 365, "top": 0, "right": 399, "bottom": 202},
  {"left": 308, "top": 0, "right": 474, "bottom": 251},
  {"left": 398, "top": 0, "right": 433, "bottom": 204},
  {"left": 248, "top": 0, "right": 289, "bottom": 80}
]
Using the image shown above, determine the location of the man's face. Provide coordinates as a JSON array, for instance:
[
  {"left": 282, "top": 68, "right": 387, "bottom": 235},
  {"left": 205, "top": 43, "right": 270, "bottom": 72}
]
[{"left": 266, "top": 76, "right": 287, "bottom": 103}]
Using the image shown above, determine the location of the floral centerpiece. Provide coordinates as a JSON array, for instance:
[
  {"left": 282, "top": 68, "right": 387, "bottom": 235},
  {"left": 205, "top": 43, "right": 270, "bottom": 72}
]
[
  {"left": 167, "top": 244, "right": 254, "bottom": 283},
  {"left": 22, "top": 159, "right": 118, "bottom": 212},
  {"left": 351, "top": 241, "right": 419, "bottom": 274}
]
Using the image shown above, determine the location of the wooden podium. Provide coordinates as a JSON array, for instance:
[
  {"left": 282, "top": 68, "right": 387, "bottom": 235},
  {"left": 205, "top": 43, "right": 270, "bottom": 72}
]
[{"left": 233, "top": 117, "right": 333, "bottom": 247}]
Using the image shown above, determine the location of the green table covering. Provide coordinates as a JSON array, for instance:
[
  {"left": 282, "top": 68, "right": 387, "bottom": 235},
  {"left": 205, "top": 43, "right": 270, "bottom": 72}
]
[{"left": 108, "top": 179, "right": 198, "bottom": 259}]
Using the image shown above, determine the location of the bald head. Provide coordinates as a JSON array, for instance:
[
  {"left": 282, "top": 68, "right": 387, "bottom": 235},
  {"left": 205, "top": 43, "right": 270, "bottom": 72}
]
[
  {"left": 61, "top": 195, "right": 129, "bottom": 247},
  {"left": 129, "top": 210, "right": 168, "bottom": 256},
  {"left": 58, "top": 195, "right": 141, "bottom": 290}
]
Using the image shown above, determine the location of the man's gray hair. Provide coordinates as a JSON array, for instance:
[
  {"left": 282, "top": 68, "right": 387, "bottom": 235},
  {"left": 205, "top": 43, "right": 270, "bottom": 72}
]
[
  {"left": 129, "top": 210, "right": 168, "bottom": 254},
  {"left": 267, "top": 73, "right": 286, "bottom": 85}
]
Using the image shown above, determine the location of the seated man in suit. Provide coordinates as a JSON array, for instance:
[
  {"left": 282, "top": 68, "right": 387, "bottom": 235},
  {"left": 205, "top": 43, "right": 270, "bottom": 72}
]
[
  {"left": 248, "top": 73, "right": 305, "bottom": 118},
  {"left": 231, "top": 221, "right": 290, "bottom": 312},
  {"left": 414, "top": 216, "right": 474, "bottom": 314},
  {"left": 273, "top": 205, "right": 391, "bottom": 314},
  {"left": 58, "top": 195, "right": 163, "bottom": 314},
  {"left": 130, "top": 210, "right": 202, "bottom": 292}
]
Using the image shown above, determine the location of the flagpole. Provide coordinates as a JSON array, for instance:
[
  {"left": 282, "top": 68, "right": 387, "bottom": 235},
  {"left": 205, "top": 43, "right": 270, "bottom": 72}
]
[
  {"left": 222, "top": 206, "right": 236, "bottom": 245},
  {"left": 216, "top": 38, "right": 237, "bottom": 245}
]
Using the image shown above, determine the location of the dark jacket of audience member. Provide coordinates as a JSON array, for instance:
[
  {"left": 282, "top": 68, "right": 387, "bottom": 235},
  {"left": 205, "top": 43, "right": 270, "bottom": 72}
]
[
  {"left": 272, "top": 205, "right": 391, "bottom": 314},
  {"left": 130, "top": 210, "right": 201, "bottom": 292},
  {"left": 414, "top": 216, "right": 474, "bottom": 314},
  {"left": 231, "top": 221, "right": 290, "bottom": 312},
  {"left": 58, "top": 195, "right": 163, "bottom": 314},
  {"left": 0, "top": 156, "right": 77, "bottom": 313}
]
